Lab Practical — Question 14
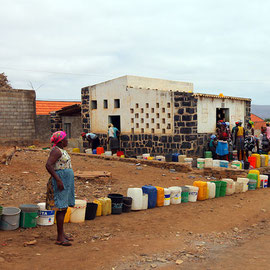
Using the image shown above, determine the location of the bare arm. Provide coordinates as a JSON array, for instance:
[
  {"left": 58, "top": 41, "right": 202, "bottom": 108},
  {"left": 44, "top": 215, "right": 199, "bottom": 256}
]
[{"left": 46, "top": 148, "right": 64, "bottom": 191}]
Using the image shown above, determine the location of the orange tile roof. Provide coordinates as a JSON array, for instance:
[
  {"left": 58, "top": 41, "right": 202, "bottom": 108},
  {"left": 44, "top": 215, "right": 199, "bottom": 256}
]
[
  {"left": 36, "top": 100, "right": 81, "bottom": 115},
  {"left": 251, "top": 113, "right": 266, "bottom": 130}
]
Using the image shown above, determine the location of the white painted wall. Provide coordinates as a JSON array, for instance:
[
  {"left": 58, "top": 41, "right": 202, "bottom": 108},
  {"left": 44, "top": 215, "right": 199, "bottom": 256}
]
[
  {"left": 88, "top": 76, "right": 193, "bottom": 134},
  {"left": 197, "top": 97, "right": 246, "bottom": 133}
]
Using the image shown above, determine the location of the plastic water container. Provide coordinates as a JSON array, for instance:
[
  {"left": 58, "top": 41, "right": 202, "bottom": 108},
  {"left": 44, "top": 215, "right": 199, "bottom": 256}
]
[
  {"left": 181, "top": 186, "right": 189, "bottom": 203},
  {"left": 232, "top": 161, "right": 242, "bottom": 169},
  {"left": 248, "top": 173, "right": 259, "bottom": 189},
  {"left": 96, "top": 147, "right": 104, "bottom": 155},
  {"left": 248, "top": 156, "right": 256, "bottom": 169},
  {"left": 19, "top": 204, "right": 39, "bottom": 228},
  {"left": 264, "top": 155, "right": 269, "bottom": 166},
  {"left": 37, "top": 203, "right": 55, "bottom": 226},
  {"left": 147, "top": 156, "right": 154, "bottom": 160},
  {"left": 205, "top": 158, "right": 213, "bottom": 168},
  {"left": 211, "top": 181, "right": 221, "bottom": 198},
  {"left": 235, "top": 182, "right": 243, "bottom": 193},
  {"left": 72, "top": 148, "right": 80, "bottom": 153},
  {"left": 249, "top": 170, "right": 260, "bottom": 188},
  {"left": 165, "top": 154, "right": 172, "bottom": 162},
  {"left": 142, "top": 185, "right": 157, "bottom": 209},
  {"left": 168, "top": 186, "right": 182, "bottom": 204},
  {"left": 260, "top": 175, "right": 268, "bottom": 188},
  {"left": 97, "top": 197, "right": 112, "bottom": 216},
  {"left": 92, "top": 149, "right": 97, "bottom": 154},
  {"left": 220, "top": 181, "right": 227, "bottom": 197},
  {"left": 155, "top": 186, "right": 165, "bottom": 207},
  {"left": 178, "top": 155, "right": 186, "bottom": 162},
  {"left": 185, "top": 185, "right": 199, "bottom": 202},
  {"left": 127, "top": 188, "right": 143, "bottom": 210},
  {"left": 93, "top": 200, "right": 102, "bottom": 216},
  {"left": 233, "top": 150, "right": 238, "bottom": 160},
  {"left": 164, "top": 188, "right": 171, "bottom": 206},
  {"left": 172, "top": 153, "right": 180, "bottom": 162},
  {"left": 261, "top": 155, "right": 266, "bottom": 167},
  {"left": 237, "top": 178, "right": 249, "bottom": 192},
  {"left": 0, "top": 207, "right": 21, "bottom": 231},
  {"left": 251, "top": 154, "right": 261, "bottom": 168},
  {"left": 222, "top": 179, "right": 235, "bottom": 195},
  {"left": 70, "top": 200, "right": 87, "bottom": 223},
  {"left": 85, "top": 202, "right": 98, "bottom": 220},
  {"left": 213, "top": 160, "right": 220, "bottom": 167},
  {"left": 193, "top": 181, "right": 208, "bottom": 200},
  {"left": 85, "top": 148, "right": 92, "bottom": 154},
  {"left": 105, "top": 151, "right": 112, "bottom": 156},
  {"left": 142, "top": 194, "right": 148, "bottom": 210},
  {"left": 207, "top": 182, "right": 216, "bottom": 199},
  {"left": 156, "top": 155, "right": 165, "bottom": 161},
  {"left": 268, "top": 156, "right": 270, "bottom": 166},
  {"left": 117, "top": 151, "right": 124, "bottom": 157},
  {"left": 108, "top": 194, "right": 123, "bottom": 214},
  {"left": 197, "top": 158, "right": 205, "bottom": 169},
  {"left": 142, "top": 153, "right": 150, "bottom": 160},
  {"left": 248, "top": 179, "right": 257, "bottom": 190},
  {"left": 204, "top": 151, "right": 212, "bottom": 158},
  {"left": 220, "top": 160, "right": 229, "bottom": 168},
  {"left": 184, "top": 158, "right": 193, "bottom": 168}
]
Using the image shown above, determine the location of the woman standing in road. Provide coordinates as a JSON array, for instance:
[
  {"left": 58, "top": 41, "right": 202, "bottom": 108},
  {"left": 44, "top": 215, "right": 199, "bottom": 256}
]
[{"left": 46, "top": 131, "right": 75, "bottom": 246}]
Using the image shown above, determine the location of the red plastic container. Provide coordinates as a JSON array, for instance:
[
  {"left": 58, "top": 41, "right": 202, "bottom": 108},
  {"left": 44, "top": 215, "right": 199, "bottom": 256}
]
[
  {"left": 117, "top": 151, "right": 124, "bottom": 157},
  {"left": 248, "top": 156, "right": 256, "bottom": 169},
  {"left": 96, "top": 147, "right": 104, "bottom": 155}
]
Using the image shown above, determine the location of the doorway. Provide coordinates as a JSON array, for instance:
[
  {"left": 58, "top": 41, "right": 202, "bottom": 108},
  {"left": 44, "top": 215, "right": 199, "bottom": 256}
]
[
  {"left": 108, "top": 115, "right": 121, "bottom": 131},
  {"left": 216, "top": 108, "right": 229, "bottom": 124}
]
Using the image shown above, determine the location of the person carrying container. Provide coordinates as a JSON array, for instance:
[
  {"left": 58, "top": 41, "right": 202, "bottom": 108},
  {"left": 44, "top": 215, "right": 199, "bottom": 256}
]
[{"left": 234, "top": 121, "right": 245, "bottom": 160}]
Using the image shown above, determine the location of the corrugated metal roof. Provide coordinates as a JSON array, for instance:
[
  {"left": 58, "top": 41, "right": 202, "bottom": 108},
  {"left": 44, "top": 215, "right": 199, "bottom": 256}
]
[
  {"left": 36, "top": 101, "right": 81, "bottom": 115},
  {"left": 193, "top": 93, "right": 251, "bottom": 101}
]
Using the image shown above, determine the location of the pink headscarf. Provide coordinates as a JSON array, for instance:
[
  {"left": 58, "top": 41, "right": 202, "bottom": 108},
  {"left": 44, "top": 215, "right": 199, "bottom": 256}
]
[{"left": 50, "top": 131, "right": 67, "bottom": 147}]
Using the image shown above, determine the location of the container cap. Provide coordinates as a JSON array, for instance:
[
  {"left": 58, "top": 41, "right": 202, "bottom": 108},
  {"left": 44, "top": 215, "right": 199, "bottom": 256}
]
[{"left": 19, "top": 204, "right": 39, "bottom": 212}]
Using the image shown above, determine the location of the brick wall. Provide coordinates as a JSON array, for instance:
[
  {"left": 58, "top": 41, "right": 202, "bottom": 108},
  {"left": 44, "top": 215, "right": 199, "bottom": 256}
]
[
  {"left": 50, "top": 111, "right": 63, "bottom": 133},
  {"left": 0, "top": 89, "right": 36, "bottom": 144}
]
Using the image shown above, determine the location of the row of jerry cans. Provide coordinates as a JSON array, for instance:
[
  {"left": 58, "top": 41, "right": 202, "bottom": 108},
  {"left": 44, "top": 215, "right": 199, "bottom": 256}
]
[
  {"left": 249, "top": 154, "right": 270, "bottom": 169},
  {"left": 247, "top": 170, "right": 269, "bottom": 189},
  {"left": 127, "top": 185, "right": 200, "bottom": 211}
]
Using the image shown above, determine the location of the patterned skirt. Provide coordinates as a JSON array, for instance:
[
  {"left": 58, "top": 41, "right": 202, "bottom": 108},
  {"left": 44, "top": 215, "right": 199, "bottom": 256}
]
[{"left": 46, "top": 168, "right": 75, "bottom": 211}]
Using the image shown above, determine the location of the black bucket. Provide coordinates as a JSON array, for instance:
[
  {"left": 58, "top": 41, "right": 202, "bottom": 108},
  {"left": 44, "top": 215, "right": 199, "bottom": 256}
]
[
  {"left": 165, "top": 154, "right": 172, "bottom": 162},
  {"left": 85, "top": 203, "right": 98, "bottom": 220},
  {"left": 122, "top": 197, "right": 132, "bottom": 213},
  {"left": 108, "top": 194, "right": 123, "bottom": 215},
  {"left": 244, "top": 161, "right": 250, "bottom": 170}
]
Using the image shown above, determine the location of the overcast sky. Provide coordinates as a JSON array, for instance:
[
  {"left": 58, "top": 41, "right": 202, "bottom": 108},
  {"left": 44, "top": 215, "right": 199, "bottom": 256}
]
[{"left": 1, "top": 0, "right": 269, "bottom": 104}]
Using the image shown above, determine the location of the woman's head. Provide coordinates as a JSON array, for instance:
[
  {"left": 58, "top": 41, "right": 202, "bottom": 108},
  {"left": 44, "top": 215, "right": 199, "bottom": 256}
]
[
  {"left": 108, "top": 123, "right": 113, "bottom": 128},
  {"left": 50, "top": 131, "right": 67, "bottom": 148}
]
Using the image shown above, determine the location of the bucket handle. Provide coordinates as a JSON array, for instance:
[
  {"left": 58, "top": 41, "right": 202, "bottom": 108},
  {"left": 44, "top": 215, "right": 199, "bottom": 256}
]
[{"left": 1, "top": 219, "right": 17, "bottom": 226}]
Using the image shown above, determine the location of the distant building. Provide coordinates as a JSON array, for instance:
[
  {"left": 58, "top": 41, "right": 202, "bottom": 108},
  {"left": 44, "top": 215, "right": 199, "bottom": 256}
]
[
  {"left": 80, "top": 75, "right": 251, "bottom": 156},
  {"left": 251, "top": 113, "right": 266, "bottom": 137}
]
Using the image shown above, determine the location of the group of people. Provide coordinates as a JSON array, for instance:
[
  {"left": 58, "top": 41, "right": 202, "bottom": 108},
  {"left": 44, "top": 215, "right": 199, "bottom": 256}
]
[
  {"left": 209, "top": 120, "right": 270, "bottom": 161},
  {"left": 81, "top": 123, "right": 120, "bottom": 154}
]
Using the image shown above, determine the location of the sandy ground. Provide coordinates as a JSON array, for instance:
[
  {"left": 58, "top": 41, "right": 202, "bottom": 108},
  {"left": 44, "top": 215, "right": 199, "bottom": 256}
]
[{"left": 0, "top": 147, "right": 270, "bottom": 270}]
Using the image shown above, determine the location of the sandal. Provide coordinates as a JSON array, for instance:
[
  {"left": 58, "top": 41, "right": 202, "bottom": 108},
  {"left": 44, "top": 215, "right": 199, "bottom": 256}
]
[
  {"left": 55, "top": 240, "right": 72, "bottom": 246},
  {"left": 64, "top": 233, "right": 74, "bottom": 241}
]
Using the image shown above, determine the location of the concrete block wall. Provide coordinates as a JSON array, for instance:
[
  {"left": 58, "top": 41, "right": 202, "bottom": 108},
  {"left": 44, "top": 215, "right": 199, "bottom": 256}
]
[
  {"left": 0, "top": 89, "right": 36, "bottom": 144},
  {"left": 50, "top": 111, "right": 63, "bottom": 133}
]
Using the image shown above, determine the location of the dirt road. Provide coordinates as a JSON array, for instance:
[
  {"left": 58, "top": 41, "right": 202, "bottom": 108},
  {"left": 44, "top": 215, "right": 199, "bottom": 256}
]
[{"left": 0, "top": 149, "right": 270, "bottom": 270}]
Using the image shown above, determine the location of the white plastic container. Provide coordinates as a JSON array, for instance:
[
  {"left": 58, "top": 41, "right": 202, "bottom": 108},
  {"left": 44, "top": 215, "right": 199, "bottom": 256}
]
[
  {"left": 156, "top": 155, "right": 165, "bottom": 162},
  {"left": 260, "top": 175, "right": 268, "bottom": 188},
  {"left": 184, "top": 158, "right": 193, "bottom": 168},
  {"left": 235, "top": 182, "right": 243, "bottom": 193},
  {"left": 142, "top": 153, "right": 150, "bottom": 160},
  {"left": 222, "top": 179, "right": 235, "bottom": 195},
  {"left": 85, "top": 148, "right": 92, "bottom": 154},
  {"left": 142, "top": 194, "right": 148, "bottom": 210},
  {"left": 178, "top": 155, "right": 186, "bottom": 162},
  {"left": 213, "top": 160, "right": 220, "bottom": 167},
  {"left": 237, "top": 178, "right": 249, "bottom": 192},
  {"left": 207, "top": 182, "right": 216, "bottom": 199},
  {"left": 105, "top": 151, "right": 112, "bottom": 156},
  {"left": 70, "top": 199, "right": 87, "bottom": 223},
  {"left": 205, "top": 158, "right": 213, "bottom": 168},
  {"left": 168, "top": 186, "right": 182, "bottom": 204},
  {"left": 232, "top": 160, "right": 242, "bottom": 169},
  {"left": 197, "top": 158, "right": 205, "bottom": 169},
  {"left": 164, "top": 188, "right": 171, "bottom": 206},
  {"left": 268, "top": 155, "right": 270, "bottom": 166},
  {"left": 37, "top": 203, "right": 55, "bottom": 226},
  {"left": 127, "top": 188, "right": 143, "bottom": 210},
  {"left": 185, "top": 185, "right": 199, "bottom": 202}
]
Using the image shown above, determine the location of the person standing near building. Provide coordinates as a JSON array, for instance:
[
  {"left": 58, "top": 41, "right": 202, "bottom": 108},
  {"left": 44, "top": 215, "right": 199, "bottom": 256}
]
[
  {"left": 81, "top": 132, "right": 100, "bottom": 150},
  {"left": 108, "top": 124, "right": 119, "bottom": 154},
  {"left": 216, "top": 122, "right": 229, "bottom": 160},
  {"left": 234, "top": 121, "right": 245, "bottom": 161},
  {"left": 244, "top": 121, "right": 255, "bottom": 160}
]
